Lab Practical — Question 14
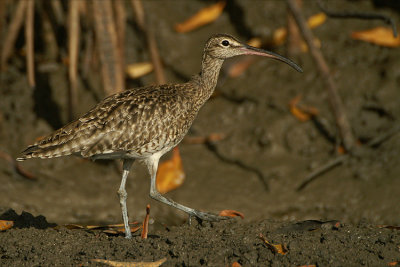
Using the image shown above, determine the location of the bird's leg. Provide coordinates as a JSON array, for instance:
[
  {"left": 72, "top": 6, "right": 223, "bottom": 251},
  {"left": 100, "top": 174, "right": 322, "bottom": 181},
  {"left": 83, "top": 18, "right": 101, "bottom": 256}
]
[
  {"left": 118, "top": 159, "right": 134, "bottom": 239},
  {"left": 146, "top": 155, "right": 227, "bottom": 222}
]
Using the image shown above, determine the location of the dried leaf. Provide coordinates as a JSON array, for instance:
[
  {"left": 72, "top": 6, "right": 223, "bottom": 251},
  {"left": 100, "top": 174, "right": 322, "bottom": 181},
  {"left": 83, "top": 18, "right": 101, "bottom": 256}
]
[
  {"left": 246, "top": 37, "right": 262, "bottom": 48},
  {"left": 273, "top": 27, "right": 287, "bottom": 46},
  {"left": 352, "top": 27, "right": 400, "bottom": 47},
  {"left": 291, "top": 105, "right": 311, "bottom": 121},
  {"left": 259, "top": 233, "right": 288, "bottom": 255},
  {"left": 0, "top": 220, "right": 14, "bottom": 231},
  {"left": 91, "top": 258, "right": 166, "bottom": 267},
  {"left": 141, "top": 204, "right": 150, "bottom": 240},
  {"left": 126, "top": 62, "right": 154, "bottom": 79},
  {"left": 388, "top": 261, "right": 400, "bottom": 266},
  {"left": 174, "top": 1, "right": 226, "bottom": 33},
  {"left": 156, "top": 147, "right": 185, "bottom": 194},
  {"left": 231, "top": 262, "right": 242, "bottom": 267},
  {"left": 289, "top": 95, "right": 318, "bottom": 122},
  {"left": 86, "top": 222, "right": 140, "bottom": 229},
  {"left": 337, "top": 145, "right": 346, "bottom": 155},
  {"left": 219, "top": 210, "right": 244, "bottom": 219},
  {"left": 307, "top": 13, "right": 327, "bottom": 29}
]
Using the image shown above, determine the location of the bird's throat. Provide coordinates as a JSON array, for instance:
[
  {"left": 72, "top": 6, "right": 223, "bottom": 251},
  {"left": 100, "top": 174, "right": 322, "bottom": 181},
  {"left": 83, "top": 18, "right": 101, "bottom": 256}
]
[{"left": 197, "top": 54, "right": 224, "bottom": 103}]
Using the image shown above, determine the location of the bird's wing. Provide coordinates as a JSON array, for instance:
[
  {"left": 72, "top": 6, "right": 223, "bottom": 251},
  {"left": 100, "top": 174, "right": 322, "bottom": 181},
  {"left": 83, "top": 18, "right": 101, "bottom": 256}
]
[{"left": 81, "top": 85, "right": 189, "bottom": 158}]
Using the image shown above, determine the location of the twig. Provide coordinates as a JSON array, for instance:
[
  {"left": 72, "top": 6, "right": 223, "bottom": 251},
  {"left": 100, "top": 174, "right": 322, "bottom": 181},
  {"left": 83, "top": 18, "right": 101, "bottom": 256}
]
[
  {"left": 317, "top": 0, "right": 397, "bottom": 37},
  {"left": 367, "top": 124, "right": 400, "bottom": 148},
  {"left": 41, "top": 5, "right": 58, "bottom": 60},
  {"left": 297, "top": 124, "right": 400, "bottom": 191},
  {"left": 131, "top": 0, "right": 166, "bottom": 84},
  {"left": 141, "top": 204, "right": 150, "bottom": 239},
  {"left": 0, "top": 0, "right": 8, "bottom": 64},
  {"left": 1, "top": 0, "right": 26, "bottom": 70},
  {"left": 113, "top": 0, "right": 126, "bottom": 82},
  {"left": 286, "top": 0, "right": 303, "bottom": 57},
  {"left": 92, "top": 0, "right": 124, "bottom": 95},
  {"left": 68, "top": 0, "right": 80, "bottom": 120},
  {"left": 206, "top": 142, "right": 269, "bottom": 191},
  {"left": 287, "top": 0, "right": 355, "bottom": 152},
  {"left": 25, "top": 0, "right": 35, "bottom": 88},
  {"left": 297, "top": 155, "right": 347, "bottom": 191},
  {"left": 50, "top": 0, "right": 65, "bottom": 25},
  {"left": 82, "top": 30, "right": 94, "bottom": 79}
]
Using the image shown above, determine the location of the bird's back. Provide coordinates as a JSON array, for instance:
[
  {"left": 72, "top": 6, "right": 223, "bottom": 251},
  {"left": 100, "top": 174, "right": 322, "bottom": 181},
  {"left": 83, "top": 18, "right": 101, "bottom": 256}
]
[{"left": 17, "top": 83, "right": 198, "bottom": 161}]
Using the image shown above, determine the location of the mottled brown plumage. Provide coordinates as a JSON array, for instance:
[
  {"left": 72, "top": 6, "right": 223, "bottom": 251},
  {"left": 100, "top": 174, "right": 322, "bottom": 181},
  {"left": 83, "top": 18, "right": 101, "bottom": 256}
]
[{"left": 17, "top": 34, "right": 302, "bottom": 238}]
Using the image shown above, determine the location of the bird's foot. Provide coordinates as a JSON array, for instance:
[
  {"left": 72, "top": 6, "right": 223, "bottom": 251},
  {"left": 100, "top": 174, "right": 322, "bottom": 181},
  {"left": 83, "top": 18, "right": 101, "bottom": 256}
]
[{"left": 190, "top": 209, "right": 229, "bottom": 223}]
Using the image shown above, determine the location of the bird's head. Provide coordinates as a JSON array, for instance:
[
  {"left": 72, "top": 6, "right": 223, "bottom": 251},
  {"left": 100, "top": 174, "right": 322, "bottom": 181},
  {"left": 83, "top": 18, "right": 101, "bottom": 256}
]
[{"left": 204, "top": 34, "right": 302, "bottom": 72}]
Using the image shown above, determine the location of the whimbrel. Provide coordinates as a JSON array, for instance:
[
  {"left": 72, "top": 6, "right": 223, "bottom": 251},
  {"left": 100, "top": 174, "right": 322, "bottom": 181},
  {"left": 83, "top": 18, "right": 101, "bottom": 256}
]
[{"left": 17, "top": 34, "right": 302, "bottom": 238}]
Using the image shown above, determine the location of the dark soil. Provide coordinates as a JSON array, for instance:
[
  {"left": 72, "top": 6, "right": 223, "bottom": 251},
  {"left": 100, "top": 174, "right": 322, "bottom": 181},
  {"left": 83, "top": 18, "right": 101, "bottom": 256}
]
[{"left": 1, "top": 1, "right": 400, "bottom": 266}]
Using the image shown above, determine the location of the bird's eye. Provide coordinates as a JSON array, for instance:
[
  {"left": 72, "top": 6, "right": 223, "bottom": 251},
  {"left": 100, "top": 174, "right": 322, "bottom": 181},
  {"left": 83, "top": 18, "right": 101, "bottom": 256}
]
[{"left": 221, "top": 40, "right": 230, "bottom": 46}]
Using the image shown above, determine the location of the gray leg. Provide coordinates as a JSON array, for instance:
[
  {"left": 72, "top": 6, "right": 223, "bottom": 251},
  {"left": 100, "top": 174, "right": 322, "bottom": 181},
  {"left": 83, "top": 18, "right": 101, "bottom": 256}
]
[
  {"left": 118, "top": 159, "right": 134, "bottom": 239},
  {"left": 145, "top": 154, "right": 227, "bottom": 222}
]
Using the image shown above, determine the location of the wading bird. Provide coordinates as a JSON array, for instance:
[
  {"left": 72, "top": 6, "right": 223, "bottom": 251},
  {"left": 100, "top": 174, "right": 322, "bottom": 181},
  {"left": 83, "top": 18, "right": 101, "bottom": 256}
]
[{"left": 17, "top": 34, "right": 302, "bottom": 238}]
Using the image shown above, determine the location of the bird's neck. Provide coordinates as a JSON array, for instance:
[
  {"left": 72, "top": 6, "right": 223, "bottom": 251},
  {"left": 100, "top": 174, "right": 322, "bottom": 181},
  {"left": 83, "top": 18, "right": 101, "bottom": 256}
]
[{"left": 190, "top": 53, "right": 224, "bottom": 104}]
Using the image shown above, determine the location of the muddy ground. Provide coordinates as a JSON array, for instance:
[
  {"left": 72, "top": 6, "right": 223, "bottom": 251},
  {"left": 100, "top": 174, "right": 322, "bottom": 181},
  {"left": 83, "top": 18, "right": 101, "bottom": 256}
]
[{"left": 1, "top": 0, "right": 400, "bottom": 266}]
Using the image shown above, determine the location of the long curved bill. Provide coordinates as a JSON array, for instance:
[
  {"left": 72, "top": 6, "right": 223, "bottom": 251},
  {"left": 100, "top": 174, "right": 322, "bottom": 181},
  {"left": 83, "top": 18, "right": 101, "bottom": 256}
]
[{"left": 240, "top": 45, "right": 303, "bottom": 73}]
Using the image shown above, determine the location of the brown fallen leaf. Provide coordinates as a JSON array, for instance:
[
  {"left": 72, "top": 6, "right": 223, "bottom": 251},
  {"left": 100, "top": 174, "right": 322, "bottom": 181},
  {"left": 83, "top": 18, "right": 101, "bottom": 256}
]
[
  {"left": 273, "top": 27, "right": 288, "bottom": 46},
  {"left": 308, "top": 13, "right": 327, "bottom": 28},
  {"left": 174, "top": 1, "right": 226, "bottom": 33},
  {"left": 289, "top": 95, "right": 318, "bottom": 122},
  {"left": 337, "top": 145, "right": 346, "bottom": 155},
  {"left": 141, "top": 204, "right": 150, "bottom": 240},
  {"left": 0, "top": 220, "right": 14, "bottom": 231},
  {"left": 388, "top": 262, "right": 400, "bottom": 267},
  {"left": 219, "top": 209, "right": 244, "bottom": 219},
  {"left": 126, "top": 62, "right": 153, "bottom": 79},
  {"left": 156, "top": 147, "right": 185, "bottom": 194},
  {"left": 259, "top": 233, "right": 288, "bottom": 255},
  {"left": 231, "top": 262, "right": 242, "bottom": 267},
  {"left": 86, "top": 222, "right": 140, "bottom": 230},
  {"left": 246, "top": 37, "right": 262, "bottom": 48},
  {"left": 351, "top": 27, "right": 400, "bottom": 47},
  {"left": 91, "top": 258, "right": 166, "bottom": 267}
]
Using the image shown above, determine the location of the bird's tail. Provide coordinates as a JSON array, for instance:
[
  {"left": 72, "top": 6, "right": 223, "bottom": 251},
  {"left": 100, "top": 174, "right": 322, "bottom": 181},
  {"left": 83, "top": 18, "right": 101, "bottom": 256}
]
[{"left": 16, "top": 143, "right": 74, "bottom": 161}]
